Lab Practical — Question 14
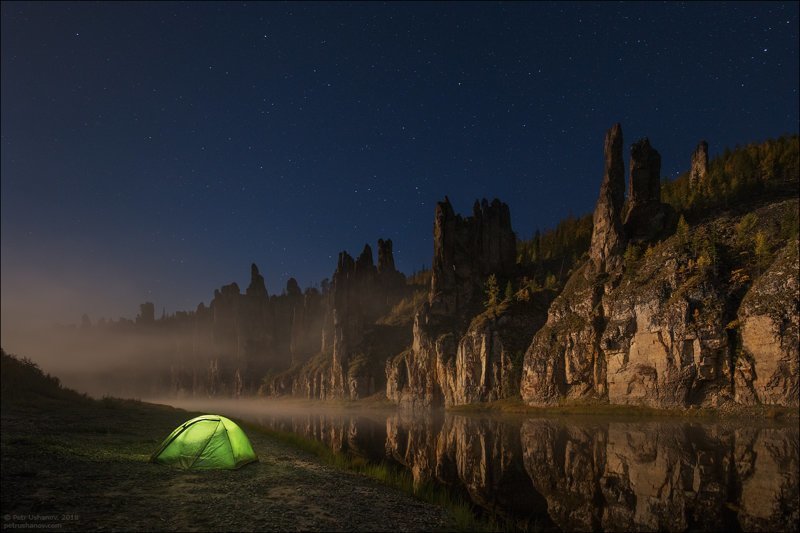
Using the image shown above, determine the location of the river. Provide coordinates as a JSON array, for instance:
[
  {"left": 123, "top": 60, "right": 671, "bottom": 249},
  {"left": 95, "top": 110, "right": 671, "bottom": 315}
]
[{"left": 159, "top": 399, "right": 799, "bottom": 532}]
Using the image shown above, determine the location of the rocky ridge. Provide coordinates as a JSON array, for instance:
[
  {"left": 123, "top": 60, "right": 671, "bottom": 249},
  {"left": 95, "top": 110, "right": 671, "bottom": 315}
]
[
  {"left": 269, "top": 241, "right": 408, "bottom": 400},
  {"left": 521, "top": 124, "right": 799, "bottom": 409},
  {"left": 385, "top": 197, "right": 561, "bottom": 409},
  {"left": 69, "top": 127, "right": 798, "bottom": 409}
]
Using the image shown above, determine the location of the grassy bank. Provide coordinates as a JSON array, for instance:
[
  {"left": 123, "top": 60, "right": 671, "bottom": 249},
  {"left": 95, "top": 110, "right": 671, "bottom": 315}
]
[
  {"left": 248, "top": 424, "right": 498, "bottom": 532},
  {"left": 1, "top": 351, "right": 457, "bottom": 532}
]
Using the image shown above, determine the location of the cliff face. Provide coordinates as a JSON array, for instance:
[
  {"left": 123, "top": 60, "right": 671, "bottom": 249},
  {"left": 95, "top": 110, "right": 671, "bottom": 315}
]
[
  {"left": 520, "top": 269, "right": 605, "bottom": 405},
  {"left": 289, "top": 288, "right": 325, "bottom": 366},
  {"left": 429, "top": 197, "right": 516, "bottom": 316},
  {"left": 624, "top": 137, "right": 671, "bottom": 241},
  {"left": 72, "top": 128, "right": 796, "bottom": 407},
  {"left": 735, "top": 239, "right": 799, "bottom": 406},
  {"left": 589, "top": 123, "right": 626, "bottom": 274},
  {"left": 521, "top": 125, "right": 799, "bottom": 409},
  {"left": 270, "top": 240, "right": 408, "bottom": 400},
  {"left": 599, "top": 243, "right": 735, "bottom": 408},
  {"left": 386, "top": 197, "right": 556, "bottom": 408},
  {"left": 164, "top": 264, "right": 329, "bottom": 397}
]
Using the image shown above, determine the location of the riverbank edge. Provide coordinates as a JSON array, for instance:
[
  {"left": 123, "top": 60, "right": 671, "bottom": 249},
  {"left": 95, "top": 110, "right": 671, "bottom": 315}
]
[
  {"left": 240, "top": 421, "right": 498, "bottom": 532},
  {"left": 2, "top": 395, "right": 470, "bottom": 532},
  {"left": 179, "top": 393, "right": 800, "bottom": 422}
]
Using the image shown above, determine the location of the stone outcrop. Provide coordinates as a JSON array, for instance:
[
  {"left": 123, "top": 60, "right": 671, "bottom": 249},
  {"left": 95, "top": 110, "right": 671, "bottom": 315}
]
[
  {"left": 430, "top": 197, "right": 516, "bottom": 316},
  {"left": 588, "top": 123, "right": 626, "bottom": 274},
  {"left": 238, "top": 264, "right": 274, "bottom": 389},
  {"left": 386, "top": 197, "right": 552, "bottom": 409},
  {"left": 522, "top": 125, "right": 798, "bottom": 409},
  {"left": 289, "top": 288, "right": 324, "bottom": 366},
  {"left": 385, "top": 310, "right": 444, "bottom": 409},
  {"left": 601, "top": 262, "right": 733, "bottom": 408},
  {"left": 69, "top": 123, "right": 797, "bottom": 411},
  {"left": 735, "top": 239, "right": 799, "bottom": 406},
  {"left": 376, "top": 238, "right": 406, "bottom": 302},
  {"left": 624, "top": 138, "right": 667, "bottom": 241},
  {"left": 690, "top": 140, "right": 709, "bottom": 189},
  {"left": 270, "top": 239, "right": 408, "bottom": 401},
  {"left": 377, "top": 238, "right": 395, "bottom": 273},
  {"left": 140, "top": 261, "right": 335, "bottom": 398},
  {"left": 202, "top": 265, "right": 297, "bottom": 395},
  {"left": 523, "top": 125, "right": 627, "bottom": 406},
  {"left": 387, "top": 295, "right": 553, "bottom": 409},
  {"left": 523, "top": 200, "right": 799, "bottom": 408},
  {"left": 439, "top": 295, "right": 554, "bottom": 406},
  {"left": 627, "top": 138, "right": 662, "bottom": 208},
  {"left": 169, "top": 239, "right": 406, "bottom": 400},
  {"left": 524, "top": 223, "right": 736, "bottom": 408},
  {"left": 136, "top": 302, "right": 155, "bottom": 324},
  {"left": 521, "top": 270, "right": 606, "bottom": 405}
]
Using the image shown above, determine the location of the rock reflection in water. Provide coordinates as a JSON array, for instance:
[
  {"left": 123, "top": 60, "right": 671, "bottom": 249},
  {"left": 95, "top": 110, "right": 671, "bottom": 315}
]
[
  {"left": 520, "top": 420, "right": 799, "bottom": 532},
  {"left": 255, "top": 411, "right": 798, "bottom": 532},
  {"left": 251, "top": 412, "right": 390, "bottom": 462},
  {"left": 385, "top": 412, "right": 553, "bottom": 530}
]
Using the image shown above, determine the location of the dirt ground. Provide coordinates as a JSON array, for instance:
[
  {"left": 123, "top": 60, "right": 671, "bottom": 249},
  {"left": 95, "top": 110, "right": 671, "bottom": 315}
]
[{"left": 0, "top": 397, "right": 454, "bottom": 532}]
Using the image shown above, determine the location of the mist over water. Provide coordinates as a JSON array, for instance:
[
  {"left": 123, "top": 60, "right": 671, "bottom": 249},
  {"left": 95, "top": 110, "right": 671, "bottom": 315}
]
[
  {"left": 155, "top": 398, "right": 800, "bottom": 532},
  {"left": 0, "top": 323, "right": 199, "bottom": 398},
  {"left": 0, "top": 262, "right": 179, "bottom": 397}
]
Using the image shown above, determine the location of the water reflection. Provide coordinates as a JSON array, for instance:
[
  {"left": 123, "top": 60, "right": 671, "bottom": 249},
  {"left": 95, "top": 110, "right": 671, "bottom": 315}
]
[{"left": 230, "top": 408, "right": 799, "bottom": 532}]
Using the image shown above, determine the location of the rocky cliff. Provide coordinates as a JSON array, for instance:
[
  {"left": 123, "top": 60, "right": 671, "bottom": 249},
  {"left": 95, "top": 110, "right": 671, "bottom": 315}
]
[
  {"left": 70, "top": 127, "right": 797, "bottom": 407},
  {"left": 386, "top": 292, "right": 555, "bottom": 409},
  {"left": 386, "top": 197, "right": 559, "bottom": 408},
  {"left": 588, "top": 123, "right": 626, "bottom": 274},
  {"left": 165, "top": 264, "right": 328, "bottom": 397},
  {"left": 735, "top": 238, "right": 799, "bottom": 405},
  {"left": 429, "top": 197, "right": 516, "bottom": 316},
  {"left": 522, "top": 124, "right": 799, "bottom": 409},
  {"left": 623, "top": 137, "right": 672, "bottom": 241},
  {"left": 269, "top": 240, "right": 408, "bottom": 400}
]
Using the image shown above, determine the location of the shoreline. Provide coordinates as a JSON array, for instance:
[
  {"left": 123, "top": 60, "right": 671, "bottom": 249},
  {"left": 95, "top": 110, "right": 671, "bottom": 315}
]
[
  {"left": 151, "top": 394, "right": 800, "bottom": 423},
  {"left": 0, "top": 395, "right": 460, "bottom": 532}
]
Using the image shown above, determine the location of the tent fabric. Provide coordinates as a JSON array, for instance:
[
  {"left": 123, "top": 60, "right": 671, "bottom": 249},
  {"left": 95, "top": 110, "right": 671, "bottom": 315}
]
[{"left": 150, "top": 414, "right": 258, "bottom": 470}]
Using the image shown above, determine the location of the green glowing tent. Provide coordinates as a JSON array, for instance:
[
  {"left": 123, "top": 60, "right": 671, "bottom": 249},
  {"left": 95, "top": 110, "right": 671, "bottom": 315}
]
[{"left": 150, "top": 414, "right": 257, "bottom": 470}]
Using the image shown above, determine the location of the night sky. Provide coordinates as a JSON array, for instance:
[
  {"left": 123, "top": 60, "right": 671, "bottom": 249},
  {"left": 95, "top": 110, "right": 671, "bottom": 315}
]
[{"left": 1, "top": 1, "right": 798, "bottom": 327}]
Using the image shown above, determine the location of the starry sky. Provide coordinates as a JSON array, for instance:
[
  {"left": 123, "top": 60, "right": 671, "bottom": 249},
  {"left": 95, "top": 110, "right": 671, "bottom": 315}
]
[{"left": 1, "top": 1, "right": 798, "bottom": 326}]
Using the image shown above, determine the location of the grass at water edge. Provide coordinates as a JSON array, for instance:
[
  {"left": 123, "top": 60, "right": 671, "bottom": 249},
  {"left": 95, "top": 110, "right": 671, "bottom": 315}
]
[{"left": 247, "top": 424, "right": 500, "bottom": 532}]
